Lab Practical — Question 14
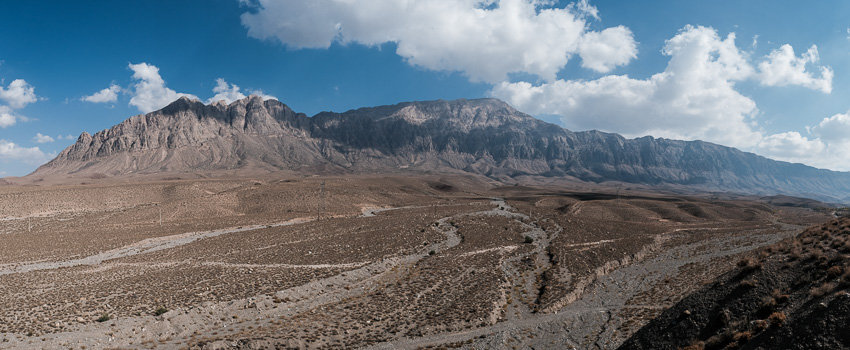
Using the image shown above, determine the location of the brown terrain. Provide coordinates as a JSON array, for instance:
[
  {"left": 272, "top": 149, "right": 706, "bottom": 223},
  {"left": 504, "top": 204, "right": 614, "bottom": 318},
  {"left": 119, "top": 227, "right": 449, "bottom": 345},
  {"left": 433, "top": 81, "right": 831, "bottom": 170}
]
[
  {"left": 1, "top": 97, "right": 846, "bottom": 349},
  {"left": 620, "top": 215, "right": 850, "bottom": 350},
  {"left": 0, "top": 173, "right": 833, "bottom": 349}
]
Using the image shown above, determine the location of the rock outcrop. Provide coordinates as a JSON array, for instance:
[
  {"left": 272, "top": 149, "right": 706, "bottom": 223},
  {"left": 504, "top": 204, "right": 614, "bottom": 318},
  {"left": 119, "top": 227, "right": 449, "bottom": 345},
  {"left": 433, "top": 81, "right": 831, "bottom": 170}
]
[{"left": 31, "top": 96, "right": 850, "bottom": 202}]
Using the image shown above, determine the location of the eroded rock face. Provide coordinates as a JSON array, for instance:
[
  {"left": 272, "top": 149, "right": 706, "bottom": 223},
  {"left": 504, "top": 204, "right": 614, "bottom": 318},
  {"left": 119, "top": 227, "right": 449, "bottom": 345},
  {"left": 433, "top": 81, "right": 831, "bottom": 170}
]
[{"left": 32, "top": 96, "right": 850, "bottom": 202}]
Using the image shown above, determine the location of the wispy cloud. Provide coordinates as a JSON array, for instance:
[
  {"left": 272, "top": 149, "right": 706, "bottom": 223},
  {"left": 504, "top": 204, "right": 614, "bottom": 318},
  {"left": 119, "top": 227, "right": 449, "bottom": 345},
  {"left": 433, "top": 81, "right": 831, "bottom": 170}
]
[
  {"left": 33, "top": 133, "right": 54, "bottom": 143},
  {"left": 0, "top": 140, "right": 50, "bottom": 164},
  {"left": 82, "top": 84, "right": 121, "bottom": 103}
]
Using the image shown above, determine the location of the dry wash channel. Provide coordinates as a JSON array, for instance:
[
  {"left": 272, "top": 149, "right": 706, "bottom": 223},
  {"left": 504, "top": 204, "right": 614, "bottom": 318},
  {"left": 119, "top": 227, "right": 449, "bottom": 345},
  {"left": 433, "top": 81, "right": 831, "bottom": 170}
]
[{"left": 0, "top": 176, "right": 830, "bottom": 349}]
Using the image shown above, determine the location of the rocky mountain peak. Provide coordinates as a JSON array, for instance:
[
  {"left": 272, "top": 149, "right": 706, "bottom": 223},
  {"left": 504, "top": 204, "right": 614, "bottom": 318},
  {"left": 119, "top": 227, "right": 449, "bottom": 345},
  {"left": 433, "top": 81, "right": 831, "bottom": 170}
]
[
  {"left": 318, "top": 97, "right": 539, "bottom": 133},
  {"left": 77, "top": 131, "right": 92, "bottom": 142},
  {"left": 158, "top": 95, "right": 206, "bottom": 116}
]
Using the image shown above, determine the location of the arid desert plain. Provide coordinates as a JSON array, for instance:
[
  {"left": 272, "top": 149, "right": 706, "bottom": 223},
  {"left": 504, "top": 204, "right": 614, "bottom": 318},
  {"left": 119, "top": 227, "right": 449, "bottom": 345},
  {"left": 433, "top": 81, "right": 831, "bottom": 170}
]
[{"left": 0, "top": 174, "right": 830, "bottom": 349}]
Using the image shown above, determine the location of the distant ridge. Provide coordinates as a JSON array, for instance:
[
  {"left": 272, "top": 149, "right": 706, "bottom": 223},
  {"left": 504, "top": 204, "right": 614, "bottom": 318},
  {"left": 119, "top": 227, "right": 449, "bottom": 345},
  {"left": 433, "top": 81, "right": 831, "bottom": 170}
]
[{"left": 32, "top": 96, "right": 850, "bottom": 203}]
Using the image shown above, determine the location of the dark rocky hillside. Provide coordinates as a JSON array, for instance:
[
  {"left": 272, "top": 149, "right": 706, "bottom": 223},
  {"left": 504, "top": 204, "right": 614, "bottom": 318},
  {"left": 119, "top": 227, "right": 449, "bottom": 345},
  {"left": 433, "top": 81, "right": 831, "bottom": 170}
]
[
  {"left": 31, "top": 96, "right": 850, "bottom": 202},
  {"left": 620, "top": 217, "right": 850, "bottom": 350}
]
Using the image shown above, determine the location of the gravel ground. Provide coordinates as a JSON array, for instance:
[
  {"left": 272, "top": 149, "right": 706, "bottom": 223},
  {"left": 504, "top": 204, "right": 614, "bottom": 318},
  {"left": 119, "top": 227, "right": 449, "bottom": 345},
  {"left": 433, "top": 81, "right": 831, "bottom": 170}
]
[{"left": 0, "top": 176, "right": 828, "bottom": 349}]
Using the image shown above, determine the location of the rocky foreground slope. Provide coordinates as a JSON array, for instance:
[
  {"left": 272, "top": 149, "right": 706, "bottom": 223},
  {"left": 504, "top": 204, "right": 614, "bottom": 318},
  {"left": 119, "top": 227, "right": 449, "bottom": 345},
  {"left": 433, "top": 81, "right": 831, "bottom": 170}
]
[
  {"left": 620, "top": 217, "right": 850, "bottom": 350},
  {"left": 31, "top": 96, "right": 850, "bottom": 202}
]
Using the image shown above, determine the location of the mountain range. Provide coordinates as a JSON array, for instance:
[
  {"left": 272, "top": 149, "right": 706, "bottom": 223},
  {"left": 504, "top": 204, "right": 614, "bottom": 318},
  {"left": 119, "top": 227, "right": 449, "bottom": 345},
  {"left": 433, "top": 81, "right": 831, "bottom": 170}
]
[{"left": 31, "top": 96, "right": 850, "bottom": 203}]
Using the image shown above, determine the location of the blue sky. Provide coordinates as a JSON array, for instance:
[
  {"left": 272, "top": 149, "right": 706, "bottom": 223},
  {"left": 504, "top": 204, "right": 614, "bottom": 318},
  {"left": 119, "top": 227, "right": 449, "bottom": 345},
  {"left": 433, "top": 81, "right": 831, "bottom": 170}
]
[{"left": 0, "top": 0, "right": 849, "bottom": 176}]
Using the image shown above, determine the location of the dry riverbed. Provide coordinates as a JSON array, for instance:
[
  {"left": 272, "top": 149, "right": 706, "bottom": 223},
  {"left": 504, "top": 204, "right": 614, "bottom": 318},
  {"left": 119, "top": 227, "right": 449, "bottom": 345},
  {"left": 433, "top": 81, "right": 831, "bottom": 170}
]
[{"left": 0, "top": 175, "right": 829, "bottom": 349}]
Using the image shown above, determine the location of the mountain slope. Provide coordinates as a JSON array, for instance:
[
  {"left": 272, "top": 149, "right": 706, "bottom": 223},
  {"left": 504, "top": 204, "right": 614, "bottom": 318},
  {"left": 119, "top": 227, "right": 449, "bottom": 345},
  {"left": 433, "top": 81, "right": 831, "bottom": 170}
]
[
  {"left": 31, "top": 96, "right": 850, "bottom": 202},
  {"left": 620, "top": 217, "right": 850, "bottom": 350}
]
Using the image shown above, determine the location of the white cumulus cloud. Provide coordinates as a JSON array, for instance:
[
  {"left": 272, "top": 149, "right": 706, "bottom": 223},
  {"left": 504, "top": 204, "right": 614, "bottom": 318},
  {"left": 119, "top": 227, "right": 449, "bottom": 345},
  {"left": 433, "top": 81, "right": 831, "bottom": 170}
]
[
  {"left": 91, "top": 64, "right": 277, "bottom": 112},
  {"left": 491, "top": 24, "right": 847, "bottom": 170},
  {"left": 33, "top": 133, "right": 54, "bottom": 143},
  {"left": 752, "top": 112, "right": 850, "bottom": 171},
  {"left": 0, "top": 140, "right": 49, "bottom": 164},
  {"left": 757, "top": 132, "right": 826, "bottom": 160},
  {"left": 128, "top": 62, "right": 198, "bottom": 113},
  {"left": 577, "top": 26, "right": 637, "bottom": 73},
  {"left": 249, "top": 90, "right": 277, "bottom": 101},
  {"left": 82, "top": 84, "right": 121, "bottom": 103},
  {"left": 757, "top": 44, "right": 833, "bottom": 93},
  {"left": 206, "top": 78, "right": 246, "bottom": 104},
  {"left": 810, "top": 112, "right": 850, "bottom": 143},
  {"left": 240, "top": 0, "right": 638, "bottom": 82},
  {"left": 0, "top": 106, "right": 17, "bottom": 128},
  {"left": 0, "top": 78, "right": 37, "bottom": 128},
  {"left": 569, "top": 0, "right": 599, "bottom": 20},
  {"left": 0, "top": 79, "right": 37, "bottom": 109},
  {"left": 205, "top": 78, "right": 278, "bottom": 104},
  {"left": 492, "top": 25, "right": 760, "bottom": 148}
]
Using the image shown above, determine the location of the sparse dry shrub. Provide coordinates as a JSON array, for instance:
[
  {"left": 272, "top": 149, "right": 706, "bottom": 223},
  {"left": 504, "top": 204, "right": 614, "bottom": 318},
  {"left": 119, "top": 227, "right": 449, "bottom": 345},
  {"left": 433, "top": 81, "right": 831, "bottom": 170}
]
[
  {"left": 737, "top": 257, "right": 758, "bottom": 268},
  {"left": 827, "top": 266, "right": 843, "bottom": 278},
  {"left": 753, "top": 319, "right": 769, "bottom": 332},
  {"left": 769, "top": 242, "right": 786, "bottom": 253},
  {"left": 768, "top": 312, "right": 787, "bottom": 327},
  {"left": 808, "top": 250, "right": 826, "bottom": 262},
  {"left": 732, "top": 331, "right": 752, "bottom": 342},
  {"left": 739, "top": 278, "right": 757, "bottom": 289},
  {"left": 771, "top": 289, "right": 790, "bottom": 304},
  {"left": 788, "top": 250, "right": 802, "bottom": 261},
  {"left": 758, "top": 296, "right": 777, "bottom": 315},
  {"left": 840, "top": 270, "right": 850, "bottom": 287},
  {"left": 705, "top": 331, "right": 732, "bottom": 349},
  {"left": 811, "top": 282, "right": 837, "bottom": 297}
]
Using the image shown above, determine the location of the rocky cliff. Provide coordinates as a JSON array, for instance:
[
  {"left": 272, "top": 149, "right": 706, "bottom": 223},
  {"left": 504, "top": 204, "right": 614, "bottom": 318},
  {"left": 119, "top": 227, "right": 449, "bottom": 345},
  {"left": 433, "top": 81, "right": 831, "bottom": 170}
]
[{"left": 32, "top": 96, "right": 850, "bottom": 202}]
